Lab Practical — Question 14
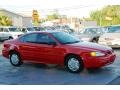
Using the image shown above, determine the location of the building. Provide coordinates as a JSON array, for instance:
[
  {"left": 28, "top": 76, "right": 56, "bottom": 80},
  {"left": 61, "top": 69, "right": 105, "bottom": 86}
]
[
  {"left": 0, "top": 8, "right": 32, "bottom": 27},
  {"left": 46, "top": 17, "right": 97, "bottom": 32}
]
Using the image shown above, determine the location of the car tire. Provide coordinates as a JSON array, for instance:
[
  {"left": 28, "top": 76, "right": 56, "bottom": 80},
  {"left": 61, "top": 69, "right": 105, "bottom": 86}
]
[
  {"left": 10, "top": 52, "right": 23, "bottom": 66},
  {"left": 9, "top": 37, "right": 13, "bottom": 40},
  {"left": 65, "top": 55, "right": 84, "bottom": 73}
]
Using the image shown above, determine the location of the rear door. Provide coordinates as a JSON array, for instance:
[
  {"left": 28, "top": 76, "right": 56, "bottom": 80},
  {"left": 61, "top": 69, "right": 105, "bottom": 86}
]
[{"left": 19, "top": 33, "right": 38, "bottom": 62}]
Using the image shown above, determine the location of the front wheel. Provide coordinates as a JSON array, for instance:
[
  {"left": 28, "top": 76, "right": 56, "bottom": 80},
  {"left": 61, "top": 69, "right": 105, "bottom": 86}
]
[
  {"left": 10, "top": 52, "right": 23, "bottom": 66},
  {"left": 65, "top": 55, "right": 84, "bottom": 73},
  {"left": 9, "top": 37, "right": 13, "bottom": 40}
]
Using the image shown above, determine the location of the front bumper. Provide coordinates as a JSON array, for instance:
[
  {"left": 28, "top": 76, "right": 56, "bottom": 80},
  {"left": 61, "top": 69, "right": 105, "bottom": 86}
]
[{"left": 83, "top": 52, "right": 116, "bottom": 68}]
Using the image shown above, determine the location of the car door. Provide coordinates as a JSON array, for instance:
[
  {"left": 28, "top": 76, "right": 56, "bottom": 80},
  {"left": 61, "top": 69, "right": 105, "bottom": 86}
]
[
  {"left": 34, "top": 33, "right": 64, "bottom": 64},
  {"left": 3, "top": 28, "right": 10, "bottom": 40},
  {"left": 19, "top": 33, "right": 39, "bottom": 62}
]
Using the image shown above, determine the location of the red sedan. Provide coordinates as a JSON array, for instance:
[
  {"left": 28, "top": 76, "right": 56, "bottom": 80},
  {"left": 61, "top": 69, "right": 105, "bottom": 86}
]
[{"left": 2, "top": 31, "right": 116, "bottom": 73}]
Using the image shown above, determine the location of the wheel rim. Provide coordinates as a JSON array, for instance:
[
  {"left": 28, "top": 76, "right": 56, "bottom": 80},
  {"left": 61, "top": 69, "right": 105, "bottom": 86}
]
[
  {"left": 11, "top": 54, "right": 19, "bottom": 65},
  {"left": 68, "top": 58, "right": 80, "bottom": 71}
]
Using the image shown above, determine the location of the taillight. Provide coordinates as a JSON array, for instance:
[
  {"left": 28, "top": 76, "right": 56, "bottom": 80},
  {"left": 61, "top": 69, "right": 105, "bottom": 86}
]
[{"left": 3, "top": 44, "right": 9, "bottom": 48}]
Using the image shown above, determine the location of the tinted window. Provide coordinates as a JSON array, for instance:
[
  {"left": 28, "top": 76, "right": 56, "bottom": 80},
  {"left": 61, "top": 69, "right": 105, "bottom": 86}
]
[
  {"left": 108, "top": 26, "right": 120, "bottom": 33},
  {"left": 36, "top": 33, "right": 55, "bottom": 44},
  {"left": 20, "top": 33, "right": 37, "bottom": 43}
]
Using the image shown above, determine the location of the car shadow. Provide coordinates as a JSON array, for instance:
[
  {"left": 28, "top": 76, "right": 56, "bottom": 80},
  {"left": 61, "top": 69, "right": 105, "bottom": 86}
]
[{"left": 23, "top": 62, "right": 113, "bottom": 74}]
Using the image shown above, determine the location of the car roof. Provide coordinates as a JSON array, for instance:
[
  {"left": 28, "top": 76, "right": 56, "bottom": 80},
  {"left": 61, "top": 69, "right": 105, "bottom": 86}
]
[{"left": 27, "top": 30, "right": 62, "bottom": 34}]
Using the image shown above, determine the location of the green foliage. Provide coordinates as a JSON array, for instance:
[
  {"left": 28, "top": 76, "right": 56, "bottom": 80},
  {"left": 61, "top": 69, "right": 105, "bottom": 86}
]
[
  {"left": 47, "top": 13, "right": 59, "bottom": 21},
  {"left": 90, "top": 5, "right": 120, "bottom": 26},
  {"left": 0, "top": 13, "right": 12, "bottom": 26}
]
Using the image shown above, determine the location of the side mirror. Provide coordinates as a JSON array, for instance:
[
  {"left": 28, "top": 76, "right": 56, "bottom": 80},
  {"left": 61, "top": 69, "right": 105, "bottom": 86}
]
[{"left": 48, "top": 42, "right": 57, "bottom": 45}]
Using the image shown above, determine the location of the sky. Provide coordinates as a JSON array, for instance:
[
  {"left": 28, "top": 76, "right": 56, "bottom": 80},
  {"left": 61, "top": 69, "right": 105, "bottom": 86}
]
[{"left": 0, "top": 0, "right": 120, "bottom": 18}]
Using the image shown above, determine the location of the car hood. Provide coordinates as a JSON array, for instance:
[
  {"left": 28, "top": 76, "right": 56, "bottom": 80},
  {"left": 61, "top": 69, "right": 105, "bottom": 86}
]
[
  {"left": 66, "top": 41, "right": 112, "bottom": 51},
  {"left": 100, "top": 33, "right": 120, "bottom": 39}
]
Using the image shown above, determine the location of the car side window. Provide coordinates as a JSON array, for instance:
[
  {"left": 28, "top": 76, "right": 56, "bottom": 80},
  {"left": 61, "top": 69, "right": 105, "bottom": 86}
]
[
  {"left": 36, "top": 33, "right": 55, "bottom": 44},
  {"left": 84, "top": 29, "right": 89, "bottom": 34},
  {"left": 3, "top": 28, "right": 9, "bottom": 32},
  {"left": 0, "top": 28, "right": 3, "bottom": 32},
  {"left": 20, "top": 33, "right": 37, "bottom": 43}
]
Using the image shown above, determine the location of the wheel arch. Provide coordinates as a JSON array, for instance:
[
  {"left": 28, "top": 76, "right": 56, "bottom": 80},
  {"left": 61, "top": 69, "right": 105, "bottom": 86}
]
[
  {"left": 92, "top": 36, "right": 99, "bottom": 42},
  {"left": 64, "top": 53, "right": 82, "bottom": 65},
  {"left": 9, "top": 50, "right": 20, "bottom": 58}
]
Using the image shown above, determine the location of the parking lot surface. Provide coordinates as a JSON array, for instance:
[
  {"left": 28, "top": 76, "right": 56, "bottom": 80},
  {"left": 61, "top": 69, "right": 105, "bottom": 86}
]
[{"left": 0, "top": 43, "right": 120, "bottom": 85}]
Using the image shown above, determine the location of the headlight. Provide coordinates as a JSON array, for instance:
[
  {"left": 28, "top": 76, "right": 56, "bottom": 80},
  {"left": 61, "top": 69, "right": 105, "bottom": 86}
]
[{"left": 90, "top": 52, "right": 105, "bottom": 57}]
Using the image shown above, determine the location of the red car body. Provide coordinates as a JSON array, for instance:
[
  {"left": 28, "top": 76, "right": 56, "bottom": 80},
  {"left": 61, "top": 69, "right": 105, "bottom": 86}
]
[{"left": 2, "top": 31, "right": 116, "bottom": 69}]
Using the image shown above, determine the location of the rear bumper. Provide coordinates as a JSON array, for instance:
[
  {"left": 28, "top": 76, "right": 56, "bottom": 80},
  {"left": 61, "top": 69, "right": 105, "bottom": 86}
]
[
  {"left": 83, "top": 53, "right": 116, "bottom": 68},
  {"left": 2, "top": 49, "right": 9, "bottom": 59}
]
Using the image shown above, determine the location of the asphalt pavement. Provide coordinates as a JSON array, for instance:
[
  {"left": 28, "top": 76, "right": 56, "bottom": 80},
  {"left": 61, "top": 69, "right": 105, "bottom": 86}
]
[{"left": 0, "top": 42, "right": 120, "bottom": 85}]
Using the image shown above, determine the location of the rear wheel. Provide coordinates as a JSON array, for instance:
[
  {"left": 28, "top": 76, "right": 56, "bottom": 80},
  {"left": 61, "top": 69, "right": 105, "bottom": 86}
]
[
  {"left": 10, "top": 52, "right": 23, "bottom": 66},
  {"left": 65, "top": 55, "right": 84, "bottom": 73}
]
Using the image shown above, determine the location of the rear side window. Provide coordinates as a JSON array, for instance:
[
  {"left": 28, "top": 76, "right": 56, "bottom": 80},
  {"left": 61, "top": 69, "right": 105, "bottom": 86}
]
[
  {"left": 19, "top": 33, "right": 55, "bottom": 44},
  {"left": 3, "top": 28, "right": 9, "bottom": 32},
  {"left": 20, "top": 33, "right": 37, "bottom": 43},
  {"left": 0, "top": 28, "right": 3, "bottom": 32}
]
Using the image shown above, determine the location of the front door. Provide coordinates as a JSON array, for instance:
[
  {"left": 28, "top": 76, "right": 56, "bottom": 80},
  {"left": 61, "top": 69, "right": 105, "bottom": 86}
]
[{"left": 34, "top": 33, "right": 64, "bottom": 64}]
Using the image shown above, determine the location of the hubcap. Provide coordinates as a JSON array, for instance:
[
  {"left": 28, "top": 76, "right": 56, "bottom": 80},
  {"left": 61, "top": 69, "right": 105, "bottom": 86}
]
[
  {"left": 11, "top": 54, "right": 19, "bottom": 65},
  {"left": 68, "top": 58, "right": 80, "bottom": 71}
]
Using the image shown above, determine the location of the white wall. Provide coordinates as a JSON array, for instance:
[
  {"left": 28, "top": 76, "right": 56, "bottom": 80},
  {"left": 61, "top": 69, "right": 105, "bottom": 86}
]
[{"left": 0, "top": 9, "right": 32, "bottom": 27}]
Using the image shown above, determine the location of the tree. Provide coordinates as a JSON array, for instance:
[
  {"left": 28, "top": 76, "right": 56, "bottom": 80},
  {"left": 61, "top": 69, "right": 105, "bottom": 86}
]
[
  {"left": 90, "top": 5, "right": 120, "bottom": 26},
  {"left": 47, "top": 13, "right": 59, "bottom": 21},
  {"left": 0, "top": 13, "right": 12, "bottom": 26},
  {"left": 46, "top": 9, "right": 60, "bottom": 21}
]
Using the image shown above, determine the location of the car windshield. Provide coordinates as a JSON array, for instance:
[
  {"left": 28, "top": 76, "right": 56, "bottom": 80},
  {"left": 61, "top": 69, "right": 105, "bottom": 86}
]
[
  {"left": 9, "top": 28, "right": 21, "bottom": 32},
  {"left": 83, "top": 28, "right": 102, "bottom": 34},
  {"left": 52, "top": 32, "right": 82, "bottom": 44},
  {"left": 108, "top": 26, "right": 120, "bottom": 33}
]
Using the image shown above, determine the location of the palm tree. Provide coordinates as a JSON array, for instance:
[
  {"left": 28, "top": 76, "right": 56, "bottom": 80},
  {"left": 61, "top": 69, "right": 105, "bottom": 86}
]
[{"left": 0, "top": 14, "right": 12, "bottom": 26}]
